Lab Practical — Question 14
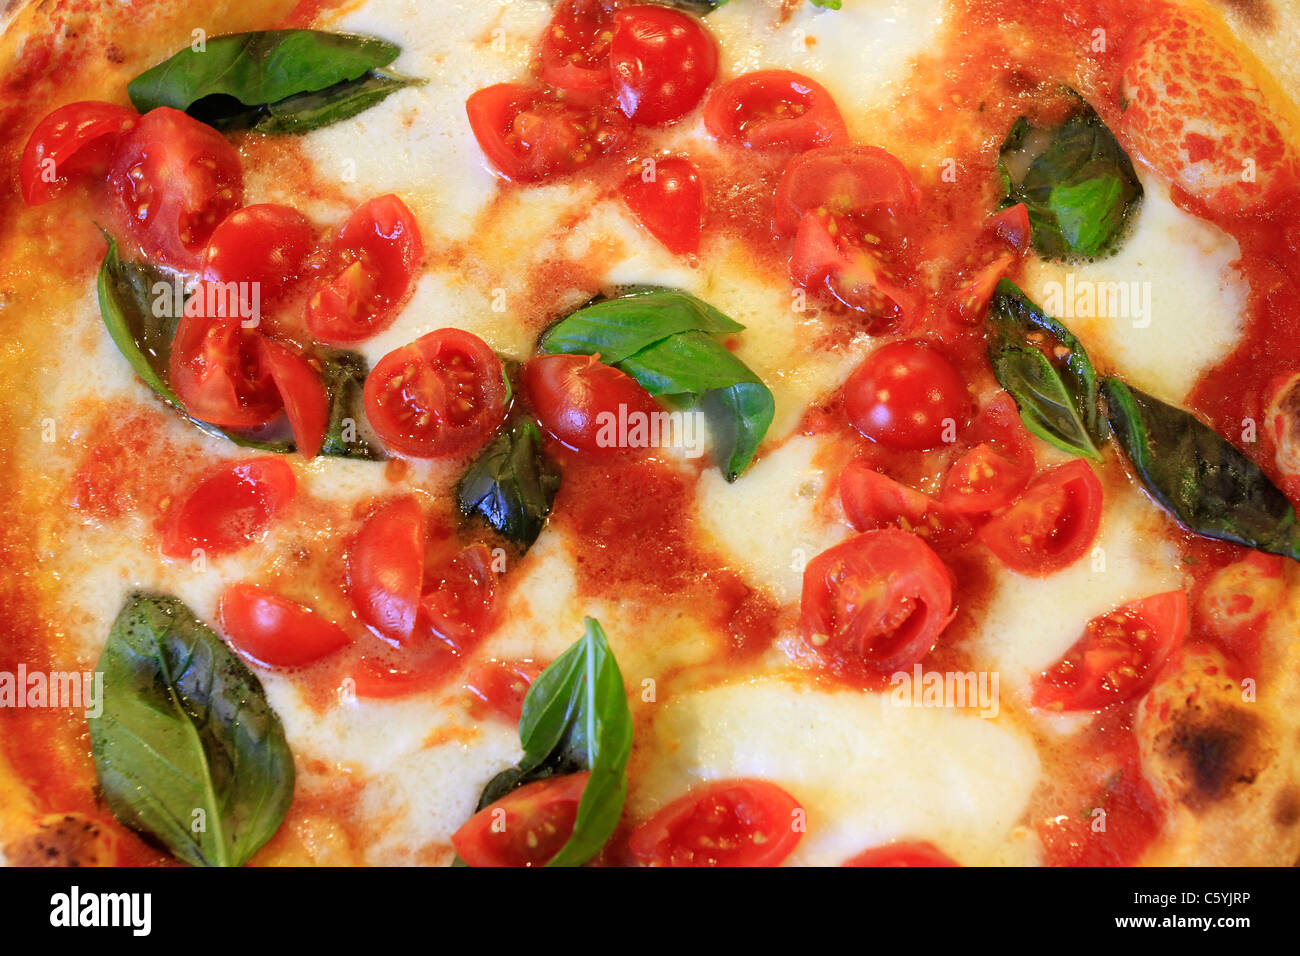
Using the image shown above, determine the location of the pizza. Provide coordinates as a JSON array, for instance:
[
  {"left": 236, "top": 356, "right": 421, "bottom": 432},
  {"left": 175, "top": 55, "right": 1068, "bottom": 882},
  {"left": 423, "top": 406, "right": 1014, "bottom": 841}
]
[{"left": 1, "top": 0, "right": 1299, "bottom": 869}]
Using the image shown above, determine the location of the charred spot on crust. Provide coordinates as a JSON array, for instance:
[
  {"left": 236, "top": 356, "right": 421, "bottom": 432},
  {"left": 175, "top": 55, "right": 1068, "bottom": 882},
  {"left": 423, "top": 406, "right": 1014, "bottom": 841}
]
[
  {"left": 1157, "top": 703, "right": 1267, "bottom": 809},
  {"left": 1215, "top": 0, "right": 1276, "bottom": 30},
  {"left": 1274, "top": 788, "right": 1300, "bottom": 828},
  {"left": 2, "top": 813, "right": 111, "bottom": 867}
]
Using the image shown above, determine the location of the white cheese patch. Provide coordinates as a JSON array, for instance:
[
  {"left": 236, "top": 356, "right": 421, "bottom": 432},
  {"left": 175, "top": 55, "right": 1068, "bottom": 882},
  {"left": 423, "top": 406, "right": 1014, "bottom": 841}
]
[
  {"left": 630, "top": 677, "right": 1042, "bottom": 866},
  {"left": 971, "top": 478, "right": 1185, "bottom": 697},
  {"left": 1019, "top": 173, "right": 1247, "bottom": 403},
  {"left": 695, "top": 434, "right": 849, "bottom": 605}
]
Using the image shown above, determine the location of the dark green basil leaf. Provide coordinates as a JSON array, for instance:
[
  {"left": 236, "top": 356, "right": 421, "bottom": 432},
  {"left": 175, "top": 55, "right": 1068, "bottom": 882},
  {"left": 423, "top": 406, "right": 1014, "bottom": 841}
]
[
  {"left": 987, "top": 279, "right": 1106, "bottom": 459},
  {"left": 541, "top": 289, "right": 773, "bottom": 480},
  {"left": 90, "top": 593, "right": 294, "bottom": 867},
  {"left": 318, "top": 350, "right": 385, "bottom": 460},
  {"left": 469, "top": 617, "right": 633, "bottom": 868},
  {"left": 97, "top": 235, "right": 294, "bottom": 453},
  {"left": 999, "top": 99, "right": 1142, "bottom": 259},
  {"left": 128, "top": 30, "right": 417, "bottom": 134},
  {"left": 457, "top": 416, "right": 561, "bottom": 548},
  {"left": 1103, "top": 378, "right": 1300, "bottom": 560}
]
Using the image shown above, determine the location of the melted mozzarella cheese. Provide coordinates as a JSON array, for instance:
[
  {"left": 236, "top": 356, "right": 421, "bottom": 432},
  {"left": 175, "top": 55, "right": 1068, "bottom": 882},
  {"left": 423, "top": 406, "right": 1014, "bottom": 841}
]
[
  {"left": 630, "top": 677, "right": 1042, "bottom": 865},
  {"left": 1019, "top": 173, "right": 1247, "bottom": 403}
]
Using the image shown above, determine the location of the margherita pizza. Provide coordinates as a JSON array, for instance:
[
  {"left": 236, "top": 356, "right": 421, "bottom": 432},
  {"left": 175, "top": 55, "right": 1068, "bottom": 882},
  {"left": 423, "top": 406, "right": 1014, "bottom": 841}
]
[{"left": 0, "top": 0, "right": 1299, "bottom": 868}]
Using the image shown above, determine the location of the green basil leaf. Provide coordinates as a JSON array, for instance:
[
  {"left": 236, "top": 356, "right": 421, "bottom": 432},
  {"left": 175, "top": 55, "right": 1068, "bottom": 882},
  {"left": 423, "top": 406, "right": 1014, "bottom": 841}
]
[
  {"left": 90, "top": 593, "right": 294, "bottom": 867},
  {"left": 1103, "top": 378, "right": 1300, "bottom": 560},
  {"left": 457, "top": 416, "right": 561, "bottom": 548},
  {"left": 987, "top": 279, "right": 1106, "bottom": 459},
  {"left": 127, "top": 30, "right": 417, "bottom": 134},
  {"left": 809, "top": 0, "right": 843, "bottom": 7},
  {"left": 999, "top": 98, "right": 1142, "bottom": 259},
  {"left": 318, "top": 349, "right": 385, "bottom": 460},
  {"left": 540, "top": 287, "right": 743, "bottom": 364},
  {"left": 469, "top": 617, "right": 633, "bottom": 868},
  {"left": 541, "top": 290, "right": 773, "bottom": 480}
]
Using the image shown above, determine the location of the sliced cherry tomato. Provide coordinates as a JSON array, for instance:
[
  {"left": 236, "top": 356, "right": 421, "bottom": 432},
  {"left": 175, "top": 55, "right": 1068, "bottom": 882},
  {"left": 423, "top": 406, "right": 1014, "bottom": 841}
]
[
  {"left": 939, "top": 392, "right": 1036, "bottom": 514},
  {"left": 704, "top": 70, "right": 847, "bottom": 152},
  {"left": 790, "top": 210, "right": 923, "bottom": 321},
  {"left": 364, "top": 328, "right": 507, "bottom": 458},
  {"left": 948, "top": 253, "right": 1015, "bottom": 325},
  {"left": 20, "top": 101, "right": 137, "bottom": 206},
  {"left": 466, "top": 83, "right": 631, "bottom": 182},
  {"left": 453, "top": 772, "right": 590, "bottom": 867},
  {"left": 218, "top": 583, "right": 350, "bottom": 667},
  {"left": 347, "top": 496, "right": 426, "bottom": 643},
  {"left": 990, "top": 202, "right": 1032, "bottom": 252},
  {"left": 465, "top": 659, "right": 543, "bottom": 723},
  {"left": 257, "top": 339, "right": 329, "bottom": 459},
  {"left": 839, "top": 460, "right": 971, "bottom": 549},
  {"left": 539, "top": 0, "right": 616, "bottom": 104},
  {"left": 421, "top": 543, "right": 498, "bottom": 646},
  {"left": 844, "top": 340, "right": 970, "bottom": 451},
  {"left": 620, "top": 156, "right": 704, "bottom": 255},
  {"left": 978, "top": 459, "right": 1104, "bottom": 576},
  {"left": 1034, "top": 591, "right": 1188, "bottom": 712},
  {"left": 202, "top": 204, "right": 316, "bottom": 305},
  {"left": 844, "top": 841, "right": 960, "bottom": 866},
  {"left": 168, "top": 309, "right": 283, "bottom": 429},
  {"left": 108, "top": 107, "right": 243, "bottom": 270},
  {"left": 305, "top": 195, "right": 423, "bottom": 344},
  {"left": 523, "top": 352, "right": 660, "bottom": 453},
  {"left": 627, "top": 779, "right": 803, "bottom": 867},
  {"left": 609, "top": 5, "right": 718, "bottom": 126},
  {"left": 772, "top": 144, "right": 921, "bottom": 238},
  {"left": 800, "top": 528, "right": 955, "bottom": 674},
  {"left": 161, "top": 457, "right": 296, "bottom": 559}
]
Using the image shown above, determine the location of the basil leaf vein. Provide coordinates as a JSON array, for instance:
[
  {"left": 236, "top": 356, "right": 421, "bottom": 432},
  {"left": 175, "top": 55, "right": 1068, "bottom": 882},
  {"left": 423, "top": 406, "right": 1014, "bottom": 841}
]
[
  {"left": 987, "top": 278, "right": 1106, "bottom": 459},
  {"left": 1103, "top": 378, "right": 1300, "bottom": 560},
  {"left": 89, "top": 593, "right": 295, "bottom": 867},
  {"left": 540, "top": 289, "right": 773, "bottom": 481},
  {"left": 127, "top": 30, "right": 418, "bottom": 135}
]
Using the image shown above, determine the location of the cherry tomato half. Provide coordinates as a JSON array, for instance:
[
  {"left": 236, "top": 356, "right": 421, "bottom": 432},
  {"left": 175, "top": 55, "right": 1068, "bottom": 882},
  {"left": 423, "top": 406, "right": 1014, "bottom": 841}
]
[
  {"left": 219, "top": 583, "right": 351, "bottom": 667},
  {"left": 789, "top": 210, "right": 923, "bottom": 321},
  {"left": 620, "top": 156, "right": 704, "bottom": 255},
  {"left": 202, "top": 203, "right": 316, "bottom": 305},
  {"left": 168, "top": 310, "right": 283, "bottom": 429},
  {"left": 704, "top": 70, "right": 847, "bottom": 152},
  {"left": 609, "top": 5, "right": 718, "bottom": 126},
  {"left": 1033, "top": 590, "right": 1188, "bottom": 712},
  {"left": 539, "top": 0, "right": 616, "bottom": 104},
  {"left": 364, "top": 328, "right": 507, "bottom": 458},
  {"left": 466, "top": 83, "right": 631, "bottom": 183},
  {"left": 772, "top": 144, "right": 921, "bottom": 238},
  {"left": 109, "top": 107, "right": 243, "bottom": 270},
  {"left": 257, "top": 338, "right": 329, "bottom": 459},
  {"left": 523, "top": 352, "right": 660, "bottom": 453},
  {"left": 627, "top": 779, "right": 803, "bottom": 867},
  {"left": 844, "top": 340, "right": 970, "bottom": 451},
  {"left": 839, "top": 460, "right": 971, "bottom": 550},
  {"left": 800, "top": 528, "right": 955, "bottom": 674},
  {"left": 306, "top": 195, "right": 424, "bottom": 345},
  {"left": 161, "top": 457, "right": 296, "bottom": 559},
  {"left": 421, "top": 543, "right": 498, "bottom": 646},
  {"left": 465, "top": 659, "right": 543, "bottom": 723},
  {"left": 347, "top": 496, "right": 426, "bottom": 643},
  {"left": 978, "top": 459, "right": 1104, "bottom": 576},
  {"left": 453, "top": 772, "right": 590, "bottom": 867},
  {"left": 20, "top": 100, "right": 137, "bottom": 206},
  {"left": 939, "top": 392, "right": 1036, "bottom": 514},
  {"left": 843, "top": 841, "right": 960, "bottom": 866}
]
